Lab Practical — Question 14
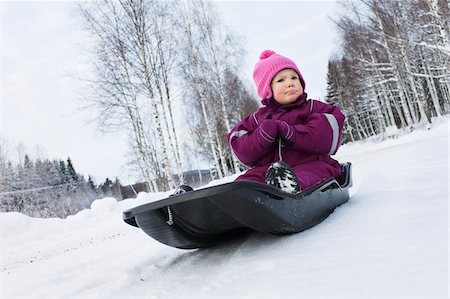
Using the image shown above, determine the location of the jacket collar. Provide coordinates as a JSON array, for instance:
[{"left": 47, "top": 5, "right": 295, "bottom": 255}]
[{"left": 261, "top": 93, "right": 308, "bottom": 110}]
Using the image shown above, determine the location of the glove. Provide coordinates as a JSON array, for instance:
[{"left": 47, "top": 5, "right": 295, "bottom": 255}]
[
  {"left": 256, "top": 119, "right": 278, "bottom": 148},
  {"left": 275, "top": 120, "right": 295, "bottom": 144}
]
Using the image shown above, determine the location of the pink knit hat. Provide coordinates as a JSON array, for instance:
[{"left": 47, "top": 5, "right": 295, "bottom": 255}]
[{"left": 253, "top": 50, "right": 305, "bottom": 99}]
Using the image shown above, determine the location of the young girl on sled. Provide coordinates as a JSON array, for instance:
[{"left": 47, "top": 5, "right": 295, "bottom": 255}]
[{"left": 227, "top": 50, "right": 345, "bottom": 194}]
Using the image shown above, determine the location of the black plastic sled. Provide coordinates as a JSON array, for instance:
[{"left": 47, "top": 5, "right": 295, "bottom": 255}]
[{"left": 123, "top": 163, "right": 352, "bottom": 249}]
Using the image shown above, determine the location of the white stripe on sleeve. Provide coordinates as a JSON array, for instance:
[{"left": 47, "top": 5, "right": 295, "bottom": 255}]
[
  {"left": 324, "top": 113, "right": 339, "bottom": 155},
  {"left": 252, "top": 112, "right": 259, "bottom": 125},
  {"left": 230, "top": 130, "right": 248, "bottom": 139}
]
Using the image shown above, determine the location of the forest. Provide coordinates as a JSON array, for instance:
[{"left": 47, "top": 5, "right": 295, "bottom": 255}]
[
  {"left": 0, "top": 151, "right": 121, "bottom": 218},
  {"left": 1, "top": 0, "right": 448, "bottom": 218},
  {"left": 327, "top": 0, "right": 449, "bottom": 143}
]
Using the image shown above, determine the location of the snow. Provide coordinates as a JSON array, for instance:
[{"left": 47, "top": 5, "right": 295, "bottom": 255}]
[{"left": 1, "top": 118, "right": 449, "bottom": 298}]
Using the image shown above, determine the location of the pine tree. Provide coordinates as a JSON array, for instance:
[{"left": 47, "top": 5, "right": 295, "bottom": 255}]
[
  {"left": 47, "top": 160, "right": 62, "bottom": 186},
  {"left": 101, "top": 178, "right": 113, "bottom": 195},
  {"left": 66, "top": 157, "right": 78, "bottom": 192},
  {"left": 87, "top": 175, "right": 97, "bottom": 192},
  {"left": 325, "top": 60, "right": 341, "bottom": 106},
  {"left": 66, "top": 158, "right": 78, "bottom": 182},
  {"left": 58, "top": 160, "right": 68, "bottom": 184}
]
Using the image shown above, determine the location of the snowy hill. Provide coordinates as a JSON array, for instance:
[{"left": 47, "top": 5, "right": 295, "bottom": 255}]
[{"left": 1, "top": 118, "right": 448, "bottom": 298}]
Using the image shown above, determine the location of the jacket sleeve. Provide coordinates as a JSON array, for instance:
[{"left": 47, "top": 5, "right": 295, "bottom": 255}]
[
  {"left": 290, "top": 100, "right": 345, "bottom": 155},
  {"left": 227, "top": 112, "right": 274, "bottom": 167}
]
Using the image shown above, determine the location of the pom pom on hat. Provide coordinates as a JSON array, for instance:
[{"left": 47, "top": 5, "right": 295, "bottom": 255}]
[
  {"left": 259, "top": 50, "right": 276, "bottom": 59},
  {"left": 253, "top": 50, "right": 305, "bottom": 100}
]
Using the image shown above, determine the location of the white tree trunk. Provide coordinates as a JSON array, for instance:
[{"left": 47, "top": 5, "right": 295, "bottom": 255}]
[
  {"left": 419, "top": 47, "right": 443, "bottom": 118},
  {"left": 198, "top": 91, "right": 224, "bottom": 179},
  {"left": 374, "top": 8, "right": 415, "bottom": 127},
  {"left": 214, "top": 124, "right": 228, "bottom": 177},
  {"left": 131, "top": 1, "right": 173, "bottom": 190},
  {"left": 398, "top": 43, "right": 429, "bottom": 124},
  {"left": 182, "top": 2, "right": 224, "bottom": 179}
]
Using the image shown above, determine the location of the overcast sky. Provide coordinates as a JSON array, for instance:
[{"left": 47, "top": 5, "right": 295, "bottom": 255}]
[{"left": 1, "top": 0, "right": 341, "bottom": 185}]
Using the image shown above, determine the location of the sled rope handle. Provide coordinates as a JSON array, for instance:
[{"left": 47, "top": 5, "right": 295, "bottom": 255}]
[
  {"left": 278, "top": 138, "right": 283, "bottom": 161},
  {"left": 166, "top": 206, "right": 174, "bottom": 226}
]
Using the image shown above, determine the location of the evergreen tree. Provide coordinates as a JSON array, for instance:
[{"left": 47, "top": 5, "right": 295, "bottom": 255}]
[
  {"left": 23, "top": 154, "right": 40, "bottom": 190},
  {"left": 58, "top": 160, "right": 68, "bottom": 184},
  {"left": 101, "top": 178, "right": 113, "bottom": 195},
  {"left": 87, "top": 175, "right": 97, "bottom": 192},
  {"left": 66, "top": 157, "right": 78, "bottom": 192},
  {"left": 47, "top": 160, "right": 62, "bottom": 186},
  {"left": 66, "top": 157, "right": 78, "bottom": 182},
  {"left": 325, "top": 60, "right": 341, "bottom": 106}
]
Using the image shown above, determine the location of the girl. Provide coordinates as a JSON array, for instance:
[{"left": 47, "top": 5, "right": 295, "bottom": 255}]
[{"left": 227, "top": 50, "right": 345, "bottom": 193}]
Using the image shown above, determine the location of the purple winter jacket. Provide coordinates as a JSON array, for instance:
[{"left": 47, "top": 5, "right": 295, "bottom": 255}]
[{"left": 227, "top": 93, "right": 345, "bottom": 189}]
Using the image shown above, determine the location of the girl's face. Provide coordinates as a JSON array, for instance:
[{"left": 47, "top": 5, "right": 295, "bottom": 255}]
[{"left": 270, "top": 68, "right": 303, "bottom": 105}]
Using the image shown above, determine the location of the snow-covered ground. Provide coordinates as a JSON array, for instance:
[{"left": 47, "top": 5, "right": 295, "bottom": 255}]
[{"left": 1, "top": 118, "right": 449, "bottom": 298}]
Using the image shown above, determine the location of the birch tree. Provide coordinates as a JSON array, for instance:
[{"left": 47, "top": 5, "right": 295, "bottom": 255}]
[
  {"left": 79, "top": 0, "right": 159, "bottom": 190},
  {"left": 120, "top": 0, "right": 175, "bottom": 190},
  {"left": 177, "top": 0, "right": 255, "bottom": 178},
  {"left": 79, "top": 0, "right": 188, "bottom": 191}
]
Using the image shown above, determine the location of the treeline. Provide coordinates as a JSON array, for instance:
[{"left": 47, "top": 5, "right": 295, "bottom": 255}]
[
  {"left": 326, "top": 0, "right": 449, "bottom": 143},
  {"left": 0, "top": 153, "right": 121, "bottom": 218},
  {"left": 78, "top": 0, "right": 258, "bottom": 192}
]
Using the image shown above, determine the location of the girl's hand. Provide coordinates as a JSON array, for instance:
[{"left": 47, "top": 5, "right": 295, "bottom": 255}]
[
  {"left": 256, "top": 119, "right": 278, "bottom": 148},
  {"left": 275, "top": 120, "right": 295, "bottom": 144}
]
